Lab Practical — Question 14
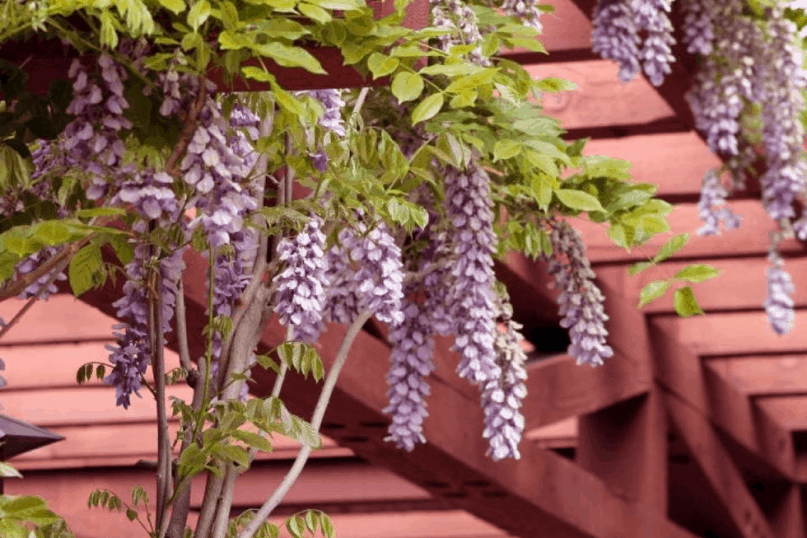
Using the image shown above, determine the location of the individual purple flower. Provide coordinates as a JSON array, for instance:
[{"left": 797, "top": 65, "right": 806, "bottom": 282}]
[
  {"left": 310, "top": 151, "right": 329, "bottom": 173},
  {"left": 544, "top": 221, "right": 613, "bottom": 367},
  {"left": 591, "top": 0, "right": 641, "bottom": 83},
  {"left": 501, "top": 0, "right": 543, "bottom": 32},
  {"left": 444, "top": 162, "right": 499, "bottom": 385},
  {"left": 15, "top": 248, "right": 67, "bottom": 300},
  {"left": 384, "top": 299, "right": 436, "bottom": 451},
  {"left": 481, "top": 296, "right": 527, "bottom": 460},
  {"left": 273, "top": 216, "right": 328, "bottom": 343},
  {"left": 681, "top": 0, "right": 715, "bottom": 55},
  {"left": 696, "top": 170, "right": 743, "bottom": 236},
  {"left": 764, "top": 244, "right": 795, "bottom": 335},
  {"left": 323, "top": 231, "right": 364, "bottom": 325}
]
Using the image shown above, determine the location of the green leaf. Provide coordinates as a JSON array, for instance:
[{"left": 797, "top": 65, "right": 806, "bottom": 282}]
[
  {"left": 628, "top": 261, "right": 653, "bottom": 277},
  {"left": 320, "top": 514, "right": 335, "bottom": 538},
  {"left": 672, "top": 264, "right": 721, "bottom": 283},
  {"left": 534, "top": 76, "right": 576, "bottom": 93},
  {"left": 256, "top": 42, "right": 327, "bottom": 74},
  {"left": 673, "top": 286, "right": 705, "bottom": 317},
  {"left": 367, "top": 53, "right": 399, "bottom": 79},
  {"left": 298, "top": 2, "right": 331, "bottom": 23},
  {"left": 126, "top": 508, "right": 138, "bottom": 521},
  {"left": 0, "top": 462, "right": 22, "bottom": 478},
  {"left": 419, "top": 63, "right": 480, "bottom": 77},
  {"left": 100, "top": 10, "right": 119, "bottom": 49},
  {"left": 554, "top": 189, "right": 604, "bottom": 212},
  {"left": 391, "top": 72, "right": 424, "bottom": 103},
  {"left": 652, "top": 233, "right": 689, "bottom": 263},
  {"left": 584, "top": 155, "right": 632, "bottom": 181},
  {"left": 76, "top": 207, "right": 127, "bottom": 218},
  {"left": 493, "top": 139, "right": 522, "bottom": 161},
  {"left": 187, "top": 0, "right": 211, "bottom": 30},
  {"left": 608, "top": 224, "right": 627, "bottom": 249},
  {"left": 242, "top": 66, "right": 275, "bottom": 83},
  {"left": 159, "top": 0, "right": 186, "bottom": 13},
  {"left": 411, "top": 93, "right": 444, "bottom": 124},
  {"left": 68, "top": 244, "right": 105, "bottom": 297},
  {"left": 231, "top": 430, "right": 274, "bottom": 452},
  {"left": 108, "top": 234, "right": 134, "bottom": 265},
  {"left": 306, "top": 0, "right": 363, "bottom": 9},
  {"left": 638, "top": 280, "right": 670, "bottom": 308}
]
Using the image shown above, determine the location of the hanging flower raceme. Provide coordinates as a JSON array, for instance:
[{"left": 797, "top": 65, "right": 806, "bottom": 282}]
[
  {"left": 481, "top": 295, "right": 528, "bottom": 461},
  {"left": 591, "top": 0, "right": 641, "bottom": 83},
  {"left": 14, "top": 248, "right": 68, "bottom": 300},
  {"left": 430, "top": 0, "right": 487, "bottom": 65},
  {"left": 307, "top": 89, "right": 346, "bottom": 137},
  {"left": 696, "top": 170, "right": 743, "bottom": 236},
  {"left": 273, "top": 216, "right": 328, "bottom": 343},
  {"left": 764, "top": 242, "right": 795, "bottom": 335},
  {"left": 323, "top": 218, "right": 405, "bottom": 326},
  {"left": 444, "top": 162, "right": 499, "bottom": 385},
  {"left": 633, "top": 0, "right": 675, "bottom": 87},
  {"left": 384, "top": 298, "right": 436, "bottom": 451},
  {"left": 545, "top": 221, "right": 614, "bottom": 367},
  {"left": 501, "top": 0, "right": 543, "bottom": 32}
]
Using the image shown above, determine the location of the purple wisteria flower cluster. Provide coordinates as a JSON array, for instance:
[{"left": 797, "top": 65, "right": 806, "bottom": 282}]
[
  {"left": 63, "top": 55, "right": 133, "bottom": 201},
  {"left": 273, "top": 216, "right": 328, "bottom": 343},
  {"left": 633, "top": 0, "right": 675, "bottom": 87},
  {"left": 696, "top": 170, "right": 743, "bottom": 236},
  {"left": 105, "top": 245, "right": 185, "bottom": 408},
  {"left": 430, "top": 0, "right": 488, "bottom": 65},
  {"left": 299, "top": 89, "right": 346, "bottom": 171},
  {"left": 14, "top": 248, "right": 67, "bottom": 300},
  {"left": 501, "top": 0, "right": 543, "bottom": 33},
  {"left": 324, "top": 223, "right": 405, "bottom": 326},
  {"left": 383, "top": 298, "right": 436, "bottom": 451},
  {"left": 591, "top": 0, "right": 641, "bottom": 83},
  {"left": 443, "top": 162, "right": 499, "bottom": 385},
  {"left": 764, "top": 243, "right": 795, "bottom": 335},
  {"left": 481, "top": 295, "right": 527, "bottom": 461},
  {"left": 544, "top": 221, "right": 613, "bottom": 367}
]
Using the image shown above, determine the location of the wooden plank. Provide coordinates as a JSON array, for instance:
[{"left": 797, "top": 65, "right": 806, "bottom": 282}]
[
  {"left": 0, "top": 294, "right": 118, "bottom": 344},
  {"left": 0, "top": 340, "right": 181, "bottom": 388},
  {"left": 525, "top": 417, "right": 577, "bottom": 449},
  {"left": 584, "top": 132, "right": 720, "bottom": 197},
  {"left": 74, "top": 249, "right": 696, "bottom": 538},
  {"left": 665, "top": 391, "right": 777, "bottom": 538},
  {"left": 524, "top": 60, "right": 675, "bottom": 131},
  {"left": 576, "top": 391, "right": 667, "bottom": 509},
  {"left": 579, "top": 201, "right": 800, "bottom": 265},
  {"left": 597, "top": 257, "right": 807, "bottom": 314},
  {"left": 755, "top": 396, "right": 807, "bottom": 431},
  {"left": 522, "top": 353, "right": 651, "bottom": 430},
  {"left": 652, "top": 312, "right": 807, "bottom": 357},
  {"left": 649, "top": 317, "right": 796, "bottom": 481},
  {"left": 706, "top": 356, "right": 807, "bottom": 396},
  {"left": 768, "top": 485, "right": 807, "bottom": 538},
  {"left": 10, "top": 422, "right": 351, "bottom": 470}
]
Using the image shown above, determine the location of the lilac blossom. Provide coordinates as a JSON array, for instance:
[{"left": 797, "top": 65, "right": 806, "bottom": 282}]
[
  {"left": 544, "top": 221, "right": 613, "bottom": 367},
  {"left": 696, "top": 170, "right": 743, "bottom": 236},
  {"left": 481, "top": 296, "right": 527, "bottom": 460},
  {"left": 444, "top": 163, "right": 499, "bottom": 385},
  {"left": 591, "top": 0, "right": 641, "bottom": 83},
  {"left": 384, "top": 299, "right": 436, "bottom": 451},
  {"left": 764, "top": 244, "right": 795, "bottom": 335},
  {"left": 273, "top": 216, "right": 328, "bottom": 343}
]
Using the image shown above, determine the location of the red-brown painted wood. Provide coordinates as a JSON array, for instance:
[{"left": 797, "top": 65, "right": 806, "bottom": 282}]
[
  {"left": 648, "top": 317, "right": 796, "bottom": 481},
  {"left": 666, "top": 391, "right": 776, "bottom": 538},
  {"left": 767, "top": 484, "right": 807, "bottom": 538},
  {"left": 706, "top": 356, "right": 807, "bottom": 397}
]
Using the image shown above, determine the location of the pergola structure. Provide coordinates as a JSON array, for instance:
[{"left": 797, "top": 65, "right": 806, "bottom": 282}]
[{"left": 4, "top": 0, "right": 807, "bottom": 537}]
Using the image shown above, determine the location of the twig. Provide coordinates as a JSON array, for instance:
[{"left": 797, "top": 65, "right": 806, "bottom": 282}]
[
  {"left": 238, "top": 309, "right": 374, "bottom": 538},
  {"left": 347, "top": 87, "right": 371, "bottom": 136},
  {"left": 165, "top": 83, "right": 208, "bottom": 178},
  {"left": 151, "top": 269, "right": 173, "bottom": 538},
  {"left": 193, "top": 471, "right": 225, "bottom": 538},
  {"left": 174, "top": 279, "right": 193, "bottom": 375},
  {"left": 0, "top": 240, "right": 83, "bottom": 302}
]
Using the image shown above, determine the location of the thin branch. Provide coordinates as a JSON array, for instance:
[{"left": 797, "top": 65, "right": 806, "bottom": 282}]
[
  {"left": 238, "top": 309, "right": 374, "bottom": 538},
  {"left": 0, "top": 239, "right": 83, "bottom": 302},
  {"left": 174, "top": 279, "right": 193, "bottom": 375},
  {"left": 193, "top": 470, "right": 225, "bottom": 538},
  {"left": 151, "top": 268, "right": 173, "bottom": 538},
  {"left": 347, "top": 87, "right": 371, "bottom": 136}
]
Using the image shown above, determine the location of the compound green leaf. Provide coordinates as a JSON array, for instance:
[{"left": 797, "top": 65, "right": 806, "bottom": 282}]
[
  {"left": 391, "top": 72, "right": 424, "bottom": 103},
  {"left": 367, "top": 52, "right": 399, "bottom": 79}
]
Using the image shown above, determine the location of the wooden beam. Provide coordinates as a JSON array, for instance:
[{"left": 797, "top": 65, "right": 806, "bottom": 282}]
[
  {"left": 74, "top": 249, "right": 696, "bottom": 538},
  {"left": 755, "top": 396, "right": 807, "bottom": 431},
  {"left": 768, "top": 485, "right": 807, "bottom": 538},
  {"left": 665, "top": 390, "right": 777, "bottom": 538},
  {"left": 650, "top": 312, "right": 807, "bottom": 357},
  {"left": 706, "top": 356, "right": 807, "bottom": 397},
  {"left": 576, "top": 390, "right": 667, "bottom": 509},
  {"left": 522, "top": 353, "right": 651, "bottom": 430},
  {"left": 648, "top": 316, "right": 795, "bottom": 481},
  {"left": 524, "top": 60, "right": 675, "bottom": 131}
]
